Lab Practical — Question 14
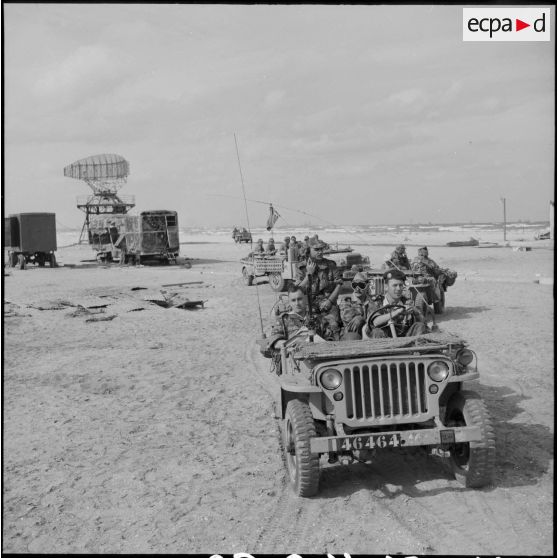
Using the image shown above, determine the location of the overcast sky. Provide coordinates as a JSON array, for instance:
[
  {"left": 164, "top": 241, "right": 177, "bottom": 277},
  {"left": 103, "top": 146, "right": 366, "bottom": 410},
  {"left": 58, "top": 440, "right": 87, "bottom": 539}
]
[{"left": 4, "top": 4, "right": 555, "bottom": 229}]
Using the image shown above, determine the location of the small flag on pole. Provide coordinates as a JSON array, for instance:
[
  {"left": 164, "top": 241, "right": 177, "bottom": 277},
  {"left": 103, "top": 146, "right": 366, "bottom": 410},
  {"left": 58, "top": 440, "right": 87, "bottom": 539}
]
[{"left": 266, "top": 204, "right": 280, "bottom": 231}]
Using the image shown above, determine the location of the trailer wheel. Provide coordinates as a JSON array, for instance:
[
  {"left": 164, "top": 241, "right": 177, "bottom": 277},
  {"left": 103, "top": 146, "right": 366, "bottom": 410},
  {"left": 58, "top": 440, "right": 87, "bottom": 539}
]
[
  {"left": 269, "top": 272, "right": 286, "bottom": 292},
  {"left": 9, "top": 252, "right": 18, "bottom": 268},
  {"left": 284, "top": 400, "right": 320, "bottom": 497},
  {"left": 18, "top": 254, "right": 26, "bottom": 270}
]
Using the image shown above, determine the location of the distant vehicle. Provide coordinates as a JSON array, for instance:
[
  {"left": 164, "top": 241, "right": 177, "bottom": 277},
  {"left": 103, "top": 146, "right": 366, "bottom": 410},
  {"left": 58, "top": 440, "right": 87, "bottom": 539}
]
[
  {"left": 534, "top": 229, "right": 550, "bottom": 240},
  {"left": 89, "top": 210, "right": 180, "bottom": 264},
  {"left": 446, "top": 238, "right": 479, "bottom": 247},
  {"left": 324, "top": 245, "right": 370, "bottom": 279},
  {"left": 232, "top": 228, "right": 253, "bottom": 243},
  {"left": 4, "top": 212, "right": 57, "bottom": 268}
]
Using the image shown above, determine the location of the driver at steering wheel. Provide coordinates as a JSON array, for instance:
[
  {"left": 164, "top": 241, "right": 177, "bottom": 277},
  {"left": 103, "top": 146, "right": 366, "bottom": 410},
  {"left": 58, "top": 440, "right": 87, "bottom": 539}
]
[{"left": 363, "top": 269, "right": 428, "bottom": 338}]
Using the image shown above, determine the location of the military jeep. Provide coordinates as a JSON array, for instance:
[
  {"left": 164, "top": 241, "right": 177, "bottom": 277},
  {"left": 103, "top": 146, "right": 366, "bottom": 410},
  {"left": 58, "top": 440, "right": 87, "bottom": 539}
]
[{"left": 265, "top": 330, "right": 495, "bottom": 497}]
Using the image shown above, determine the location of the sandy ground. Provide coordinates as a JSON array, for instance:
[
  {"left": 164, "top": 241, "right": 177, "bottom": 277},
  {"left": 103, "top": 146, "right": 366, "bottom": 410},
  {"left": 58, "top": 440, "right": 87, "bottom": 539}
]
[{"left": 2, "top": 240, "right": 555, "bottom": 555}]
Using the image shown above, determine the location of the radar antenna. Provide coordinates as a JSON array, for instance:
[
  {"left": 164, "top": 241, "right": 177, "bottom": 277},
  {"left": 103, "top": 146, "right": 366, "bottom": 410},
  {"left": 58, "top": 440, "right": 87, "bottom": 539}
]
[{"left": 64, "top": 153, "right": 135, "bottom": 243}]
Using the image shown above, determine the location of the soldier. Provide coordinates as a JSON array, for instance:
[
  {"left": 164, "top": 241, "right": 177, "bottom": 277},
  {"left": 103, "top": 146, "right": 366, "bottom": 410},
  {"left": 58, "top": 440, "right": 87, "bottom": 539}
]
[
  {"left": 261, "top": 286, "right": 309, "bottom": 375},
  {"left": 363, "top": 269, "right": 427, "bottom": 338},
  {"left": 266, "top": 285, "right": 310, "bottom": 351},
  {"left": 386, "top": 244, "right": 411, "bottom": 270},
  {"left": 301, "top": 236, "right": 312, "bottom": 258},
  {"left": 253, "top": 238, "right": 265, "bottom": 254},
  {"left": 266, "top": 238, "right": 277, "bottom": 255},
  {"left": 411, "top": 246, "right": 442, "bottom": 296},
  {"left": 411, "top": 246, "right": 441, "bottom": 278},
  {"left": 296, "top": 240, "right": 343, "bottom": 340},
  {"left": 290, "top": 236, "right": 300, "bottom": 260},
  {"left": 280, "top": 236, "right": 291, "bottom": 255},
  {"left": 338, "top": 271, "right": 373, "bottom": 340}
]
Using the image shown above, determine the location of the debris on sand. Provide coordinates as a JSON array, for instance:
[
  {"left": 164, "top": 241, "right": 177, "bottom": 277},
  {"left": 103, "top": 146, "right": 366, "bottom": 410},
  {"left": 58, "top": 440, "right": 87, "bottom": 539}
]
[
  {"left": 4, "top": 301, "right": 31, "bottom": 317},
  {"left": 145, "top": 289, "right": 205, "bottom": 310},
  {"left": 161, "top": 281, "right": 204, "bottom": 287},
  {"left": 28, "top": 299, "right": 76, "bottom": 311},
  {"left": 85, "top": 314, "right": 117, "bottom": 323}
]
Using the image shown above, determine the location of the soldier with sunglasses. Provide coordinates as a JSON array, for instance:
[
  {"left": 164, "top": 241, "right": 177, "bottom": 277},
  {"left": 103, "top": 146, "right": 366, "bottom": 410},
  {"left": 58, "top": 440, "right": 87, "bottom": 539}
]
[{"left": 338, "top": 272, "right": 374, "bottom": 340}]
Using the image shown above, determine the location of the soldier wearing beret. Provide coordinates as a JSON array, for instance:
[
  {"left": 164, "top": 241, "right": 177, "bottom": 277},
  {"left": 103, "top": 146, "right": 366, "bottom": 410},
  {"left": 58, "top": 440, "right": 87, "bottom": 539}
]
[
  {"left": 296, "top": 240, "right": 343, "bottom": 340},
  {"left": 363, "top": 269, "right": 427, "bottom": 338}
]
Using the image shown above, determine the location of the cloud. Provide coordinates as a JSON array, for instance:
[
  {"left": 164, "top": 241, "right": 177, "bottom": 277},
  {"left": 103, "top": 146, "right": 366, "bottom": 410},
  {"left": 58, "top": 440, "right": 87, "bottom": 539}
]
[
  {"left": 34, "top": 45, "right": 122, "bottom": 104},
  {"left": 263, "top": 90, "right": 286, "bottom": 110}
]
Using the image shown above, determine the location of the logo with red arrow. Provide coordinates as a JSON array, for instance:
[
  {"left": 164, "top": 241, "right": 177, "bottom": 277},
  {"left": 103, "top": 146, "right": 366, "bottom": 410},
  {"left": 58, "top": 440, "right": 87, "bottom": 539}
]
[
  {"left": 463, "top": 8, "right": 550, "bottom": 41},
  {"left": 516, "top": 19, "right": 530, "bottom": 32}
]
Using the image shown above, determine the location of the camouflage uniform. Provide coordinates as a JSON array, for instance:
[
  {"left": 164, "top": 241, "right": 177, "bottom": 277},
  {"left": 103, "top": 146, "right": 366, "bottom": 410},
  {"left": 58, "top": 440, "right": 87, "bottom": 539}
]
[
  {"left": 338, "top": 292, "right": 373, "bottom": 339},
  {"left": 412, "top": 255, "right": 442, "bottom": 278},
  {"left": 387, "top": 250, "right": 411, "bottom": 270},
  {"left": 296, "top": 257, "right": 342, "bottom": 340},
  {"left": 253, "top": 241, "right": 265, "bottom": 254},
  {"left": 366, "top": 295, "right": 427, "bottom": 338}
]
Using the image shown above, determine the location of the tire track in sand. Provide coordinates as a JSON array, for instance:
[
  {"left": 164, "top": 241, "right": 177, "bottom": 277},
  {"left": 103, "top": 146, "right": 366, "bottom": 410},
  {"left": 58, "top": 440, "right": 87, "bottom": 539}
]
[{"left": 244, "top": 342, "right": 324, "bottom": 553}]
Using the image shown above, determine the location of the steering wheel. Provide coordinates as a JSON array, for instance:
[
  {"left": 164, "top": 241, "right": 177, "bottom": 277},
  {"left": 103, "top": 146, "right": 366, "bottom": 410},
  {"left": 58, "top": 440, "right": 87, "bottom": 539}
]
[{"left": 367, "top": 303, "right": 415, "bottom": 332}]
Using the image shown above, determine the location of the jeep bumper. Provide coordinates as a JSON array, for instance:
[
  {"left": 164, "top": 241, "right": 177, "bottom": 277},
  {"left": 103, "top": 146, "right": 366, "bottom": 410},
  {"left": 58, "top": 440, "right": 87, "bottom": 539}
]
[{"left": 310, "top": 425, "right": 481, "bottom": 454}]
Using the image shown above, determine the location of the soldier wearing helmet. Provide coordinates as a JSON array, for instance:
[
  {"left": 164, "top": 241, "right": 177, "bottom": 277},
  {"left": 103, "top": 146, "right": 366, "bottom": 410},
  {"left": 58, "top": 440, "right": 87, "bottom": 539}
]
[
  {"left": 386, "top": 244, "right": 411, "bottom": 270},
  {"left": 338, "top": 271, "right": 373, "bottom": 340}
]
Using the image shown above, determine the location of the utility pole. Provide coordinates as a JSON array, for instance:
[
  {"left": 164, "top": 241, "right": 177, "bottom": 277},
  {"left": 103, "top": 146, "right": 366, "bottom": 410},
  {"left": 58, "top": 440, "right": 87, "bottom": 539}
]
[{"left": 500, "top": 197, "right": 507, "bottom": 242}]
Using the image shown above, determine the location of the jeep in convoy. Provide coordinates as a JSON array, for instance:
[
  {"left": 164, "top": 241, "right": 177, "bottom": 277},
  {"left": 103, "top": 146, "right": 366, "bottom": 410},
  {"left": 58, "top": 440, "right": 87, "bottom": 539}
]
[
  {"left": 241, "top": 244, "right": 370, "bottom": 292},
  {"left": 259, "top": 327, "right": 495, "bottom": 497}
]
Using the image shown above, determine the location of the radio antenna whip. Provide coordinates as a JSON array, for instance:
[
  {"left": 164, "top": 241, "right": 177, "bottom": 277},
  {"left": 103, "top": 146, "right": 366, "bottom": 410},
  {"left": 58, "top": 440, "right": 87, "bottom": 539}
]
[{"left": 234, "top": 133, "right": 265, "bottom": 336}]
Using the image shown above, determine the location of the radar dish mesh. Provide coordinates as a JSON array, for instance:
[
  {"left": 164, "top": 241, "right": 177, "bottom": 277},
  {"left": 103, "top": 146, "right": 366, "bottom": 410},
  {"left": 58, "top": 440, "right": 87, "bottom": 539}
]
[{"left": 64, "top": 154, "right": 129, "bottom": 181}]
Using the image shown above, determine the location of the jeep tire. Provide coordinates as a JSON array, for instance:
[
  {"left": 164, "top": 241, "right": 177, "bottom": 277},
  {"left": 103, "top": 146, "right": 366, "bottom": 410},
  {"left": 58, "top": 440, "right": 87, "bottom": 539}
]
[
  {"left": 444, "top": 391, "right": 495, "bottom": 488},
  {"left": 434, "top": 289, "right": 445, "bottom": 314},
  {"left": 284, "top": 399, "right": 320, "bottom": 497},
  {"left": 269, "top": 272, "right": 286, "bottom": 292},
  {"left": 242, "top": 267, "right": 254, "bottom": 286}
]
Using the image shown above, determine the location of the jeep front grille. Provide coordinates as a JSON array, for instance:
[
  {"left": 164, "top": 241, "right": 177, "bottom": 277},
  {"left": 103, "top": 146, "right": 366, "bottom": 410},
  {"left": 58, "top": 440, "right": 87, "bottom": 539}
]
[{"left": 343, "top": 362, "right": 428, "bottom": 420}]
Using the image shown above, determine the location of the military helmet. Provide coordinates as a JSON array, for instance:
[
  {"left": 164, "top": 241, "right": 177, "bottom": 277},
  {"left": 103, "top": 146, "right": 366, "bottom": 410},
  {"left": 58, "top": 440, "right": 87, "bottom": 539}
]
[
  {"left": 353, "top": 271, "right": 368, "bottom": 284},
  {"left": 395, "top": 244, "right": 406, "bottom": 252}
]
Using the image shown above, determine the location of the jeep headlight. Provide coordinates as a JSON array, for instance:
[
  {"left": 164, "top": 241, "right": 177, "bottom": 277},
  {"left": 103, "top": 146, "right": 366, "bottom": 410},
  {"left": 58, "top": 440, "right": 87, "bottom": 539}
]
[
  {"left": 427, "top": 361, "right": 450, "bottom": 382},
  {"left": 456, "top": 349, "right": 474, "bottom": 366},
  {"left": 320, "top": 368, "right": 342, "bottom": 390}
]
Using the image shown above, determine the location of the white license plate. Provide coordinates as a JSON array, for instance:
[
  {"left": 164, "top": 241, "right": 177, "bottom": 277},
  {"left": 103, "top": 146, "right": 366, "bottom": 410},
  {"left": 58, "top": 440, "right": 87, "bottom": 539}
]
[{"left": 336, "top": 433, "right": 402, "bottom": 451}]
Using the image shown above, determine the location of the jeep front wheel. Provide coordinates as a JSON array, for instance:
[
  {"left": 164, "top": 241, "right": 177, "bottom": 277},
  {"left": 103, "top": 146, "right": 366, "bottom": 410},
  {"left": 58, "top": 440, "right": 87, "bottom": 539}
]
[
  {"left": 269, "top": 272, "right": 286, "bottom": 292},
  {"left": 434, "top": 289, "right": 445, "bottom": 314},
  {"left": 444, "top": 391, "right": 495, "bottom": 488},
  {"left": 284, "top": 399, "right": 320, "bottom": 497},
  {"left": 242, "top": 267, "right": 254, "bottom": 286}
]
